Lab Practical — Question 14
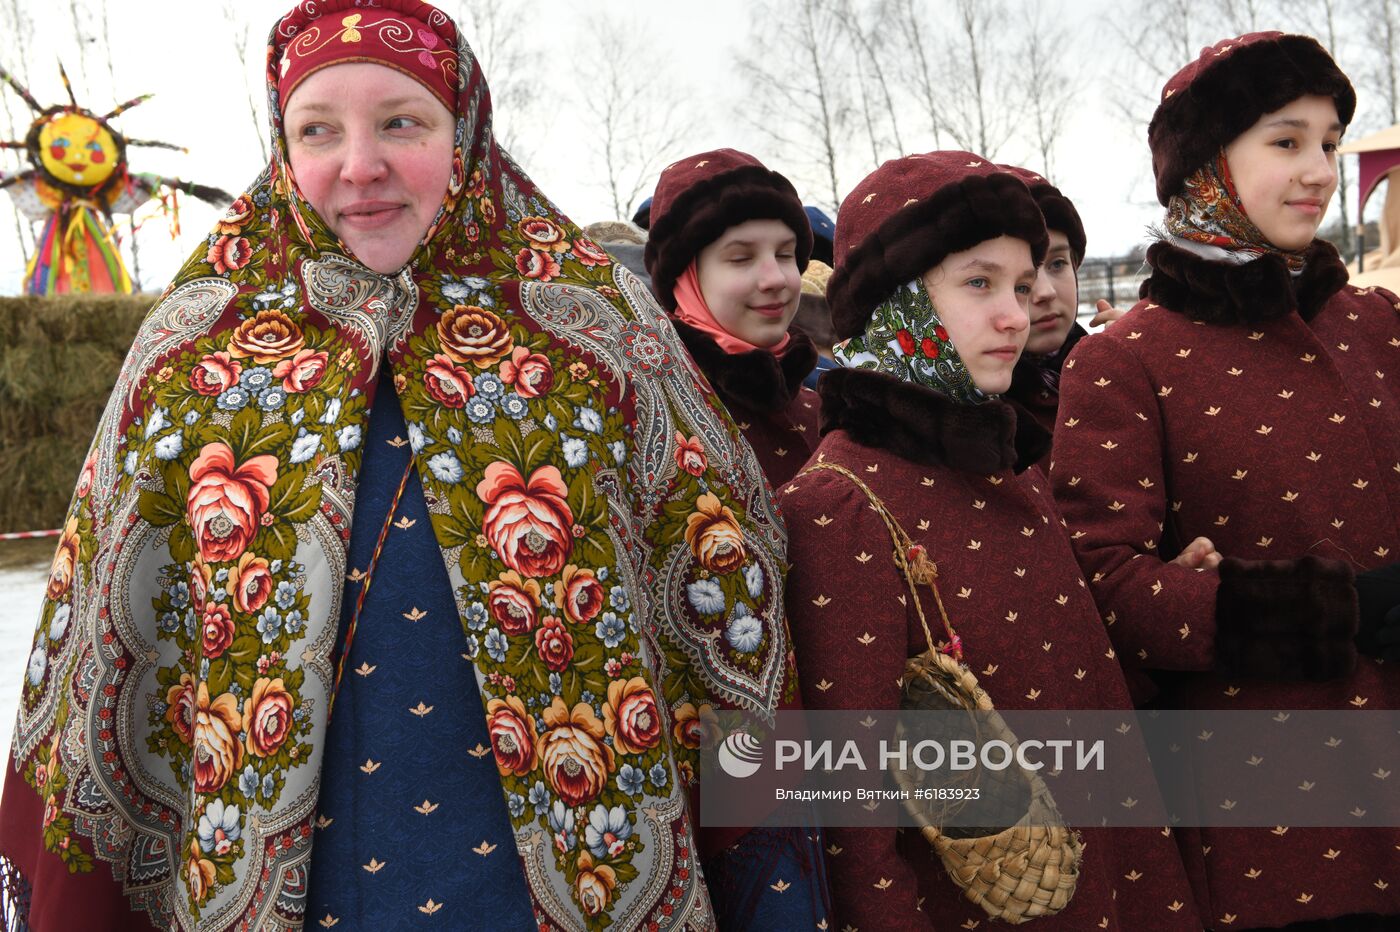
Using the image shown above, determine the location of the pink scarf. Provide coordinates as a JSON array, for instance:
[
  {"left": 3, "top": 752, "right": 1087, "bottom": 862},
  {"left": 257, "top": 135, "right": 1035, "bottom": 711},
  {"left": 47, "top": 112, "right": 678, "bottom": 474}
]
[{"left": 672, "top": 262, "right": 791, "bottom": 355}]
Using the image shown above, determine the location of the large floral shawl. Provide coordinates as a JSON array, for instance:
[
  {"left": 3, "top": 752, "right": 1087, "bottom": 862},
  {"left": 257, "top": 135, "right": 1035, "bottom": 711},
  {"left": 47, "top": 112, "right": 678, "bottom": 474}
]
[{"left": 0, "top": 2, "right": 795, "bottom": 929}]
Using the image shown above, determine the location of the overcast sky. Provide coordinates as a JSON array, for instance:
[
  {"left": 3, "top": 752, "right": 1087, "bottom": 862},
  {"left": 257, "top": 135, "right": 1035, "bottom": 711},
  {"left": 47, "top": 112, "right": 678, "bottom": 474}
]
[{"left": 0, "top": 0, "right": 1376, "bottom": 294}]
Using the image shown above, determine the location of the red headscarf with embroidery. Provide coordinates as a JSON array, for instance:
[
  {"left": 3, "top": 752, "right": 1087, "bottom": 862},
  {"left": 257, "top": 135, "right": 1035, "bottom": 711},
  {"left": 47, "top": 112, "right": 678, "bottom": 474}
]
[{"left": 277, "top": 3, "right": 458, "bottom": 111}]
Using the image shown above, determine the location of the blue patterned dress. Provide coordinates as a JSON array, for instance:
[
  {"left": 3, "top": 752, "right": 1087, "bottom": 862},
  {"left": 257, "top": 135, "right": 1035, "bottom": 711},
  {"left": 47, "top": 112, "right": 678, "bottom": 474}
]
[{"left": 304, "top": 370, "right": 535, "bottom": 928}]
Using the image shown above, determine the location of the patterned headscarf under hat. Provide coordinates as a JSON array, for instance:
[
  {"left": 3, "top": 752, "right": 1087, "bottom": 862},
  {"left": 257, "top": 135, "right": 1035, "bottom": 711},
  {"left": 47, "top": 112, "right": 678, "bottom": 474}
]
[
  {"left": 1164, "top": 150, "right": 1309, "bottom": 272},
  {"left": 834, "top": 278, "right": 988, "bottom": 405}
]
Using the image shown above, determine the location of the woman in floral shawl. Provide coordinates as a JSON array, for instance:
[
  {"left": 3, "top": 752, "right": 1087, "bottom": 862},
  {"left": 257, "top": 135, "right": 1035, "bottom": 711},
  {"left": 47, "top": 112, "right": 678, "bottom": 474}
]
[{"left": 0, "top": 2, "right": 803, "bottom": 929}]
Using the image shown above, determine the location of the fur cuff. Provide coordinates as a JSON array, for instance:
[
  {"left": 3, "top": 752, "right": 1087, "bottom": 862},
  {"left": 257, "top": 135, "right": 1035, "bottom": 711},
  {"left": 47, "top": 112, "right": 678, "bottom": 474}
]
[
  {"left": 1215, "top": 555, "right": 1358, "bottom": 681},
  {"left": 817, "top": 367, "right": 1049, "bottom": 474},
  {"left": 1141, "top": 240, "right": 1349, "bottom": 325},
  {"left": 672, "top": 319, "right": 817, "bottom": 415},
  {"left": 1354, "top": 561, "right": 1400, "bottom": 656}
]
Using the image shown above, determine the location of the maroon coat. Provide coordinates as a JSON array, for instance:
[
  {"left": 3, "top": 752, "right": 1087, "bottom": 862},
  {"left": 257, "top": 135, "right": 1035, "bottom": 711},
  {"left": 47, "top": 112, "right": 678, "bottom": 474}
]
[
  {"left": 1051, "top": 241, "right": 1400, "bottom": 927},
  {"left": 672, "top": 319, "right": 821, "bottom": 487},
  {"left": 781, "top": 367, "right": 1200, "bottom": 932},
  {"left": 1007, "top": 324, "right": 1089, "bottom": 471}
]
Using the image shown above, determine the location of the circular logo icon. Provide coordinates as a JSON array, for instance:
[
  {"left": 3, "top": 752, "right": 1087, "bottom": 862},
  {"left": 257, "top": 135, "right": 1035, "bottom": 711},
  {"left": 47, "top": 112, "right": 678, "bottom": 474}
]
[{"left": 717, "top": 731, "right": 763, "bottom": 779}]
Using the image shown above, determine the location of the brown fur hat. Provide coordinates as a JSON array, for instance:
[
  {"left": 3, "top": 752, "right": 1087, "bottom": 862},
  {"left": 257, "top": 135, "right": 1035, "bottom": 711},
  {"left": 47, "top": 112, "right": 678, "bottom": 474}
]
[{"left": 998, "top": 165, "right": 1086, "bottom": 267}]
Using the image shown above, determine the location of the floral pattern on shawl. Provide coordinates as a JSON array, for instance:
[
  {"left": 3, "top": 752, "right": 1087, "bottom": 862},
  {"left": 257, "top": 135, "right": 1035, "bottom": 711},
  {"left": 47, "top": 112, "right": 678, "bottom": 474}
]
[
  {"left": 1164, "top": 150, "right": 1309, "bottom": 272},
  {"left": 1, "top": 2, "right": 796, "bottom": 929}
]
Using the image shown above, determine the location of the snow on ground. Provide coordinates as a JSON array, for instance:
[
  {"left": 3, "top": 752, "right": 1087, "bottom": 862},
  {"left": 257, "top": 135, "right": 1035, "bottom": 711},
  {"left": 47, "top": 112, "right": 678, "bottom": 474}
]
[{"left": 0, "top": 562, "right": 48, "bottom": 791}]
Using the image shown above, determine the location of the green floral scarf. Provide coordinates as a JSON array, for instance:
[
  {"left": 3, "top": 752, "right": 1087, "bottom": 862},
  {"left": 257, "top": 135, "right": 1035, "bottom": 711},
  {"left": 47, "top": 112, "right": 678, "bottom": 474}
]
[{"left": 834, "top": 278, "right": 988, "bottom": 404}]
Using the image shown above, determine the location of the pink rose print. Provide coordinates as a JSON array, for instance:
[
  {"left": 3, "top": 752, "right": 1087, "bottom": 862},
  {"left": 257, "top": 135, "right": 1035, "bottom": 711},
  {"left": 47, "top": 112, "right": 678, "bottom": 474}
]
[
  {"left": 186, "top": 443, "right": 278, "bottom": 564},
  {"left": 476, "top": 462, "right": 575, "bottom": 578}
]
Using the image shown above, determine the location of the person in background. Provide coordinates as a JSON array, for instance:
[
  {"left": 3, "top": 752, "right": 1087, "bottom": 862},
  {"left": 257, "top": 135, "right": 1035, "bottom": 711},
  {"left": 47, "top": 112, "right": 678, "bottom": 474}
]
[
  {"left": 1001, "top": 166, "right": 1092, "bottom": 439},
  {"left": 582, "top": 218, "right": 653, "bottom": 288},
  {"left": 804, "top": 205, "right": 836, "bottom": 267},
  {"left": 0, "top": 2, "right": 804, "bottom": 928},
  {"left": 998, "top": 168, "right": 1143, "bottom": 466},
  {"left": 1051, "top": 31, "right": 1400, "bottom": 929},
  {"left": 630, "top": 196, "right": 652, "bottom": 231},
  {"left": 795, "top": 260, "right": 839, "bottom": 390},
  {"left": 645, "top": 149, "right": 823, "bottom": 487},
  {"left": 781, "top": 151, "right": 1201, "bottom": 931},
  {"left": 642, "top": 148, "right": 833, "bottom": 931}
]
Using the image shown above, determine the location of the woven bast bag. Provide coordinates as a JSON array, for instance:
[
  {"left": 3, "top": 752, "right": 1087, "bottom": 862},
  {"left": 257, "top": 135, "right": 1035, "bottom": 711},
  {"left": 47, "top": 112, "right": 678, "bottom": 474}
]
[{"left": 798, "top": 460, "right": 1082, "bottom": 924}]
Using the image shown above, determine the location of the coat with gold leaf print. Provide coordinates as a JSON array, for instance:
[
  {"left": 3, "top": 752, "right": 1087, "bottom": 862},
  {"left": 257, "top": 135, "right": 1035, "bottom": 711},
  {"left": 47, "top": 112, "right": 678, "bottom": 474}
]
[
  {"left": 780, "top": 368, "right": 1200, "bottom": 932},
  {"left": 1051, "top": 240, "right": 1400, "bottom": 927}
]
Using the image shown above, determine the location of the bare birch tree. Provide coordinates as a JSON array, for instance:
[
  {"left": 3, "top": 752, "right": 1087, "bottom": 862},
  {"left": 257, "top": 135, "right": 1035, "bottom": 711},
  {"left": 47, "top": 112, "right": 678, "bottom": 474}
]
[
  {"left": 0, "top": 0, "right": 33, "bottom": 267},
  {"left": 889, "top": 0, "right": 946, "bottom": 149},
  {"left": 65, "top": 0, "right": 94, "bottom": 99},
  {"left": 571, "top": 17, "right": 689, "bottom": 220},
  {"left": 734, "top": 0, "right": 851, "bottom": 210},
  {"left": 455, "top": 0, "right": 536, "bottom": 158},
  {"left": 940, "top": 0, "right": 1020, "bottom": 159},
  {"left": 97, "top": 0, "right": 119, "bottom": 94},
  {"left": 1362, "top": 0, "right": 1400, "bottom": 124},
  {"left": 1213, "top": 0, "right": 1277, "bottom": 32},
  {"left": 1019, "top": 4, "right": 1073, "bottom": 177},
  {"left": 1107, "top": 0, "right": 1207, "bottom": 128},
  {"left": 839, "top": 0, "right": 904, "bottom": 170}
]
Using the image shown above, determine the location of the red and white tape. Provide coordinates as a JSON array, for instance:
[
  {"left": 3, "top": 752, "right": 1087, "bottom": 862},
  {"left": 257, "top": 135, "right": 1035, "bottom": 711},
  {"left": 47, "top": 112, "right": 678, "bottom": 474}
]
[{"left": 0, "top": 529, "right": 61, "bottom": 542}]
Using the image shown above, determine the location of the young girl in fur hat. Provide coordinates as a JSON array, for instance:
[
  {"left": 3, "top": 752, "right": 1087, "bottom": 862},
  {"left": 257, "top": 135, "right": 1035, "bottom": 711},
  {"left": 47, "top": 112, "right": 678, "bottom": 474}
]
[
  {"left": 644, "top": 149, "right": 822, "bottom": 486},
  {"left": 780, "top": 151, "right": 1200, "bottom": 931},
  {"left": 643, "top": 149, "right": 833, "bottom": 931},
  {"left": 1052, "top": 32, "right": 1400, "bottom": 928},
  {"left": 997, "top": 166, "right": 1139, "bottom": 472}
]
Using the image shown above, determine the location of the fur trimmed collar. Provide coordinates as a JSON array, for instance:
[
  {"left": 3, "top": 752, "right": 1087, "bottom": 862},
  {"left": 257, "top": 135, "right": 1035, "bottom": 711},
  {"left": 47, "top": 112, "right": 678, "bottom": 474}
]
[
  {"left": 1009, "top": 322, "right": 1086, "bottom": 401},
  {"left": 671, "top": 318, "right": 817, "bottom": 414},
  {"left": 1141, "top": 238, "right": 1349, "bottom": 324},
  {"left": 818, "top": 367, "right": 1049, "bottom": 474}
]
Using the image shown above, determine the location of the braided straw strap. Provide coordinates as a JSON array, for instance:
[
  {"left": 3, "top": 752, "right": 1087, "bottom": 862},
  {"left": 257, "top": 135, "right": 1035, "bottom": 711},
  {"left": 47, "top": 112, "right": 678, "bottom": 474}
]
[
  {"left": 797, "top": 459, "right": 960, "bottom": 661},
  {"left": 795, "top": 458, "right": 1081, "bottom": 924}
]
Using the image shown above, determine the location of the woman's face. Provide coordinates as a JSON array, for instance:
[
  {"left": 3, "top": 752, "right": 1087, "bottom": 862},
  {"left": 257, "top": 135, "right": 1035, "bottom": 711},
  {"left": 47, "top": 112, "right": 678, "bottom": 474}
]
[
  {"left": 695, "top": 219, "right": 802, "bottom": 348},
  {"left": 1223, "top": 94, "right": 1342, "bottom": 252},
  {"left": 284, "top": 63, "right": 455, "bottom": 274},
  {"left": 921, "top": 235, "right": 1035, "bottom": 394},
  {"left": 1024, "top": 230, "right": 1078, "bottom": 355}
]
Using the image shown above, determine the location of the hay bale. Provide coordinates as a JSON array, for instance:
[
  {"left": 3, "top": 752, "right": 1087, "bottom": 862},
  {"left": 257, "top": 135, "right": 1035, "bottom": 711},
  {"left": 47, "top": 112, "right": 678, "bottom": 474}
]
[{"left": 0, "top": 294, "right": 153, "bottom": 533}]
